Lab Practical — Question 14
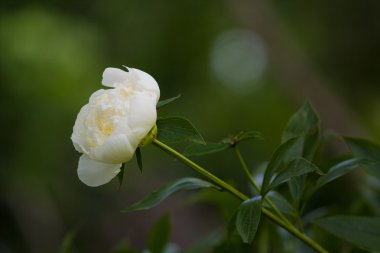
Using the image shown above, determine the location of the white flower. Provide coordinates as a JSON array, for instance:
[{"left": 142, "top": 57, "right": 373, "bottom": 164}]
[{"left": 71, "top": 67, "right": 160, "bottom": 187}]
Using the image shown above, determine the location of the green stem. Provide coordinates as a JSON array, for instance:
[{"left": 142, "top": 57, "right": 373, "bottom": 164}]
[
  {"left": 152, "top": 139, "right": 246, "bottom": 200},
  {"left": 152, "top": 139, "right": 328, "bottom": 253},
  {"left": 234, "top": 146, "right": 293, "bottom": 226},
  {"left": 234, "top": 146, "right": 261, "bottom": 193}
]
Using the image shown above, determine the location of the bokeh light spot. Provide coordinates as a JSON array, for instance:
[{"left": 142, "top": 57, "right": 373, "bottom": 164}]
[{"left": 211, "top": 29, "right": 268, "bottom": 93}]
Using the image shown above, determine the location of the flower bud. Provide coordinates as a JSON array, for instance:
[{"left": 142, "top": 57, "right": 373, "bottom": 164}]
[{"left": 139, "top": 124, "right": 158, "bottom": 147}]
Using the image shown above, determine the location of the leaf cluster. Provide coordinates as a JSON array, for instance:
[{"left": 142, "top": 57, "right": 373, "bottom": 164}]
[{"left": 119, "top": 97, "right": 380, "bottom": 252}]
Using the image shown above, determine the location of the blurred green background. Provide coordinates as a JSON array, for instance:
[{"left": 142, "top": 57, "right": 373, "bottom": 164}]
[{"left": 1, "top": 0, "right": 380, "bottom": 252}]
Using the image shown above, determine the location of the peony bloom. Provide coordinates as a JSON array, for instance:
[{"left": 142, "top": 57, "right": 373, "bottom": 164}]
[{"left": 71, "top": 67, "right": 160, "bottom": 186}]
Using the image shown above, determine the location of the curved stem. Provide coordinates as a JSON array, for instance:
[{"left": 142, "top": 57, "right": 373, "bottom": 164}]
[
  {"left": 152, "top": 139, "right": 328, "bottom": 253},
  {"left": 234, "top": 146, "right": 261, "bottom": 192},
  {"left": 152, "top": 139, "right": 246, "bottom": 200},
  {"left": 234, "top": 146, "right": 292, "bottom": 225}
]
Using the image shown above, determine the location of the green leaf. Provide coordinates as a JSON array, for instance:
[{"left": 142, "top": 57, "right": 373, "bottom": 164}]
[
  {"left": 314, "top": 157, "right": 366, "bottom": 191},
  {"left": 58, "top": 229, "right": 77, "bottom": 253},
  {"left": 282, "top": 102, "right": 320, "bottom": 212},
  {"left": 182, "top": 130, "right": 261, "bottom": 156},
  {"left": 157, "top": 94, "right": 181, "bottom": 108},
  {"left": 314, "top": 216, "right": 380, "bottom": 251},
  {"left": 267, "top": 158, "right": 319, "bottom": 192},
  {"left": 282, "top": 101, "right": 320, "bottom": 160},
  {"left": 183, "top": 142, "right": 229, "bottom": 156},
  {"left": 261, "top": 137, "right": 299, "bottom": 194},
  {"left": 147, "top": 213, "right": 171, "bottom": 253},
  {"left": 157, "top": 117, "right": 205, "bottom": 144},
  {"left": 235, "top": 196, "right": 262, "bottom": 244},
  {"left": 136, "top": 147, "right": 143, "bottom": 173},
  {"left": 117, "top": 164, "right": 126, "bottom": 190},
  {"left": 236, "top": 131, "right": 262, "bottom": 143},
  {"left": 123, "top": 178, "right": 214, "bottom": 212},
  {"left": 263, "top": 191, "right": 295, "bottom": 217},
  {"left": 288, "top": 175, "right": 307, "bottom": 210},
  {"left": 345, "top": 137, "right": 380, "bottom": 179}
]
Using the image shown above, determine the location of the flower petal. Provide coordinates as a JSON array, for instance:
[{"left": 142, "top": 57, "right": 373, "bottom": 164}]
[
  {"left": 129, "top": 68, "right": 160, "bottom": 102},
  {"left": 102, "top": 67, "right": 130, "bottom": 87},
  {"left": 128, "top": 91, "right": 157, "bottom": 140},
  {"left": 77, "top": 155, "right": 121, "bottom": 187},
  {"left": 89, "top": 133, "right": 136, "bottom": 164},
  {"left": 71, "top": 104, "right": 90, "bottom": 154},
  {"left": 89, "top": 89, "right": 107, "bottom": 103}
]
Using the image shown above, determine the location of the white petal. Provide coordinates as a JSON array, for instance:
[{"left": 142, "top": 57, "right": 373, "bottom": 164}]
[
  {"left": 77, "top": 155, "right": 121, "bottom": 187},
  {"left": 71, "top": 104, "right": 89, "bottom": 154},
  {"left": 89, "top": 89, "right": 107, "bottom": 103},
  {"left": 130, "top": 68, "right": 160, "bottom": 102},
  {"left": 102, "top": 67, "right": 130, "bottom": 87},
  {"left": 128, "top": 92, "right": 157, "bottom": 140},
  {"left": 89, "top": 134, "right": 136, "bottom": 164}
]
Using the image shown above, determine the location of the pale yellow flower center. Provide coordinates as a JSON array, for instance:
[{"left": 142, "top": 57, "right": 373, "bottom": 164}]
[{"left": 85, "top": 88, "right": 130, "bottom": 148}]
